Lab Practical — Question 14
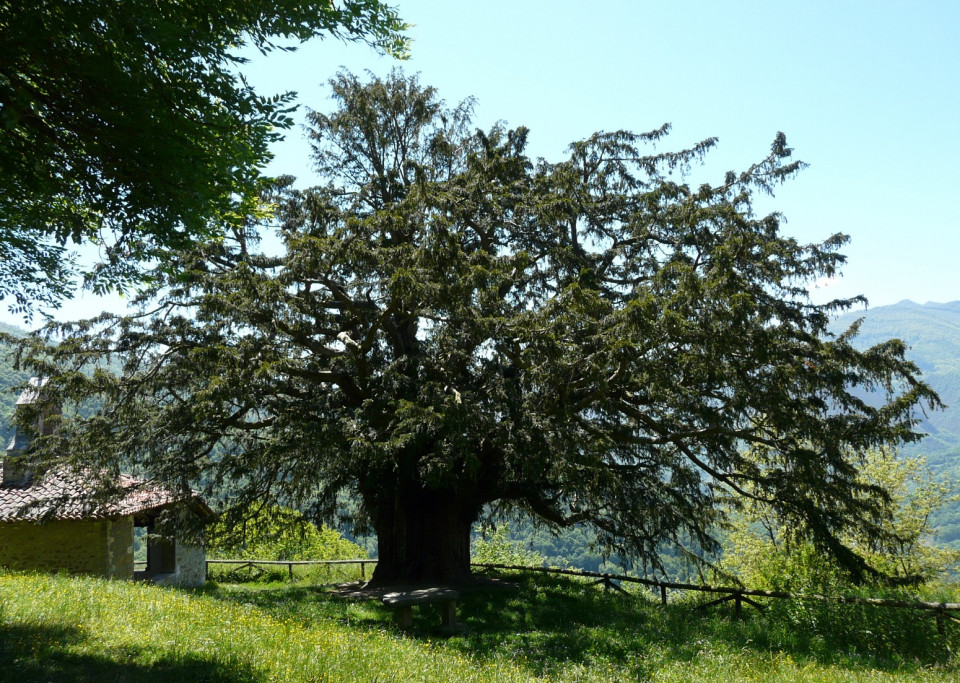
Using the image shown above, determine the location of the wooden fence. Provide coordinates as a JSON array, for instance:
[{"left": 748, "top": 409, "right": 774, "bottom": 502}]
[
  {"left": 473, "top": 562, "right": 960, "bottom": 632},
  {"left": 204, "top": 558, "right": 960, "bottom": 631},
  {"left": 206, "top": 558, "right": 378, "bottom": 581}
]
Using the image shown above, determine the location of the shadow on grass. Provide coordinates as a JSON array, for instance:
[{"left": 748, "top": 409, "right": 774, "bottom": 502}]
[
  {"left": 0, "top": 621, "right": 261, "bottom": 683},
  {"left": 201, "top": 572, "right": 960, "bottom": 680},
  {"left": 202, "top": 581, "right": 389, "bottom": 630},
  {"left": 450, "top": 572, "right": 959, "bottom": 678}
]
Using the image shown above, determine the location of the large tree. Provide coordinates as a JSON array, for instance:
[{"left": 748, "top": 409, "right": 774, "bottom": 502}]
[
  {"left": 0, "top": 0, "right": 407, "bottom": 314},
  {"left": 11, "top": 71, "right": 939, "bottom": 586}
]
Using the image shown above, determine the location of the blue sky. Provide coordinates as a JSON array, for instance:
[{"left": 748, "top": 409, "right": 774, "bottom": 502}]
[
  {"left": 251, "top": 0, "right": 959, "bottom": 310},
  {"left": 5, "top": 1, "right": 957, "bottom": 326}
]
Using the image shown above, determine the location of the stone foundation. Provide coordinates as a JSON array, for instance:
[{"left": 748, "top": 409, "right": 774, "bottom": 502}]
[{"left": 0, "top": 516, "right": 134, "bottom": 579}]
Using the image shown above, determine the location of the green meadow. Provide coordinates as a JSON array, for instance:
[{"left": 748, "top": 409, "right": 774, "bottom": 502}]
[{"left": 2, "top": 570, "right": 959, "bottom": 682}]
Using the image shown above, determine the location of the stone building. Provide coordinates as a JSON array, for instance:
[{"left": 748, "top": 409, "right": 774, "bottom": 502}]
[{"left": 0, "top": 379, "right": 213, "bottom": 586}]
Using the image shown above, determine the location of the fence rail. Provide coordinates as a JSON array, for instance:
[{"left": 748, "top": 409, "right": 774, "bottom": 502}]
[
  {"left": 206, "top": 558, "right": 378, "bottom": 580},
  {"left": 472, "top": 562, "right": 960, "bottom": 630},
  {"left": 475, "top": 562, "right": 960, "bottom": 610},
  {"left": 204, "top": 558, "right": 960, "bottom": 628}
]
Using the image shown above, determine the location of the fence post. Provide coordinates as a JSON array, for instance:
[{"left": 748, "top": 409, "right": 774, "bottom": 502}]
[
  {"left": 288, "top": 562, "right": 293, "bottom": 581},
  {"left": 660, "top": 585, "right": 667, "bottom": 605}
]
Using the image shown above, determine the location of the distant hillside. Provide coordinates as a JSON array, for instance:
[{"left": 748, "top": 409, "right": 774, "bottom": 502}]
[
  {"left": 830, "top": 300, "right": 960, "bottom": 464},
  {"left": 830, "top": 300, "right": 960, "bottom": 547},
  {"left": 0, "top": 321, "right": 28, "bottom": 337},
  {"left": 0, "top": 321, "right": 29, "bottom": 442}
]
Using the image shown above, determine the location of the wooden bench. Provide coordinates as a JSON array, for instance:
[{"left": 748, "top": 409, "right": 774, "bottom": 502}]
[{"left": 381, "top": 587, "right": 460, "bottom": 629}]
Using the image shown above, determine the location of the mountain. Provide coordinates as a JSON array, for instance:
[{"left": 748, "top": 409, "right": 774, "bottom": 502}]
[
  {"left": 830, "top": 300, "right": 960, "bottom": 547},
  {"left": 0, "top": 321, "right": 28, "bottom": 337},
  {"left": 830, "top": 300, "right": 960, "bottom": 464},
  {"left": 0, "top": 322, "right": 30, "bottom": 443}
]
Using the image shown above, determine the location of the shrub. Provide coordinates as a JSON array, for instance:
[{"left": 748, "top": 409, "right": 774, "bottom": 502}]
[
  {"left": 472, "top": 523, "right": 546, "bottom": 567},
  {"left": 722, "top": 448, "right": 959, "bottom": 593},
  {"left": 208, "top": 505, "right": 366, "bottom": 562}
]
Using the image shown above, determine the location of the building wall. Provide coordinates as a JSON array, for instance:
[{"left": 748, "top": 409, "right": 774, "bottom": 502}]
[
  {"left": 175, "top": 543, "right": 206, "bottom": 586},
  {"left": 0, "top": 516, "right": 135, "bottom": 579},
  {"left": 105, "top": 517, "right": 135, "bottom": 579},
  {"left": 150, "top": 543, "right": 206, "bottom": 587}
]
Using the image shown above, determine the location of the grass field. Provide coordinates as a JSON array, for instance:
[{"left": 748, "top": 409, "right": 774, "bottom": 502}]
[{"left": 1, "top": 570, "right": 959, "bottom": 681}]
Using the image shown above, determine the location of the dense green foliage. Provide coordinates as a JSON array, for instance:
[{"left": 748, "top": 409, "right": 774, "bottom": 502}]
[
  {"left": 472, "top": 523, "right": 548, "bottom": 567},
  {"left": 10, "top": 70, "right": 939, "bottom": 585},
  {"left": 0, "top": 322, "right": 28, "bottom": 443},
  {"left": 472, "top": 517, "right": 706, "bottom": 579},
  {"left": 828, "top": 301, "right": 960, "bottom": 549},
  {"left": 722, "top": 448, "right": 959, "bottom": 590},
  {"left": 0, "top": 0, "right": 407, "bottom": 313},
  {"left": 500, "top": 297, "right": 960, "bottom": 565},
  {"left": 208, "top": 505, "right": 366, "bottom": 562},
  {"left": 202, "top": 505, "right": 368, "bottom": 583},
  {"left": 2, "top": 571, "right": 959, "bottom": 681}
]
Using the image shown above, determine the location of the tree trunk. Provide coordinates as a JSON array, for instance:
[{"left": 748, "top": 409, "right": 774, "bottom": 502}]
[{"left": 367, "top": 488, "right": 477, "bottom": 587}]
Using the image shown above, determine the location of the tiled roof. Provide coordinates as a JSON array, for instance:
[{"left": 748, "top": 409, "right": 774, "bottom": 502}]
[{"left": 0, "top": 463, "right": 209, "bottom": 522}]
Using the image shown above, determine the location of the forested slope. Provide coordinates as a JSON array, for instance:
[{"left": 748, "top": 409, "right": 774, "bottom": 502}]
[
  {"left": 0, "top": 322, "right": 29, "bottom": 443},
  {"left": 830, "top": 301, "right": 960, "bottom": 546},
  {"left": 831, "top": 301, "right": 960, "bottom": 459}
]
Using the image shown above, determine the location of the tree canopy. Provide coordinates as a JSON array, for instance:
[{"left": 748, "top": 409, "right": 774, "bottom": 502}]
[
  {"left": 0, "top": 0, "right": 407, "bottom": 314},
  {"left": 10, "top": 70, "right": 940, "bottom": 586}
]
